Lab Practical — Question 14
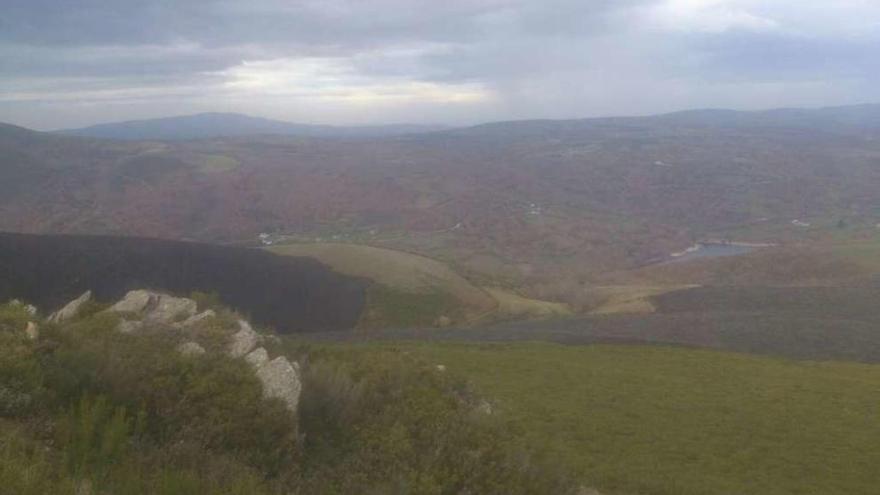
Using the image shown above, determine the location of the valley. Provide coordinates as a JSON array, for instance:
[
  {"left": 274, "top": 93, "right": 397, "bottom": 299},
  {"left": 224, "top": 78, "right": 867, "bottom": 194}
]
[{"left": 3, "top": 105, "right": 880, "bottom": 495}]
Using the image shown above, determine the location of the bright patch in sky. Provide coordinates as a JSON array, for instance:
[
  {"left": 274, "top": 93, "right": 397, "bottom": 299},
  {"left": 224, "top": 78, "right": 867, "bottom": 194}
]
[{"left": 648, "top": 0, "right": 779, "bottom": 33}]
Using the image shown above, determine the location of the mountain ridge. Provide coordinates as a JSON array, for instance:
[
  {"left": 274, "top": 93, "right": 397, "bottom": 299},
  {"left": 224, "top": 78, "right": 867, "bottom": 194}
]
[{"left": 54, "top": 112, "right": 452, "bottom": 140}]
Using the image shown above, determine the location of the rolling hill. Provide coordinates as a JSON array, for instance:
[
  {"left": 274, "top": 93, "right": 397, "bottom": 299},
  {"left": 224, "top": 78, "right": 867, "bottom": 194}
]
[
  {"left": 3, "top": 104, "right": 880, "bottom": 308},
  {"left": 55, "top": 112, "right": 450, "bottom": 140}
]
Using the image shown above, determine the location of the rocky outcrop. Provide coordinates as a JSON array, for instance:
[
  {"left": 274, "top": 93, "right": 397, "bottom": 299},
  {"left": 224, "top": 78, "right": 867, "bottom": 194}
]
[
  {"left": 108, "top": 290, "right": 155, "bottom": 314},
  {"left": 103, "top": 289, "right": 300, "bottom": 415},
  {"left": 48, "top": 291, "right": 91, "bottom": 323},
  {"left": 240, "top": 346, "right": 301, "bottom": 413},
  {"left": 254, "top": 355, "right": 301, "bottom": 413},
  {"left": 147, "top": 294, "right": 197, "bottom": 324},
  {"left": 174, "top": 309, "right": 216, "bottom": 329},
  {"left": 245, "top": 347, "right": 270, "bottom": 368},
  {"left": 228, "top": 320, "right": 260, "bottom": 358},
  {"left": 107, "top": 290, "right": 199, "bottom": 331}
]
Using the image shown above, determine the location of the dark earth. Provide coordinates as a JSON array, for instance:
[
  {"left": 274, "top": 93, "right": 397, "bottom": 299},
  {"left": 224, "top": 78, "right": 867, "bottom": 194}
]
[{"left": 0, "top": 232, "right": 367, "bottom": 332}]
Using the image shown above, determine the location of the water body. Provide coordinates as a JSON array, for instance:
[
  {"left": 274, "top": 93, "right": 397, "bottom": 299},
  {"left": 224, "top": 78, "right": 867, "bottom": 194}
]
[{"left": 665, "top": 243, "right": 758, "bottom": 264}]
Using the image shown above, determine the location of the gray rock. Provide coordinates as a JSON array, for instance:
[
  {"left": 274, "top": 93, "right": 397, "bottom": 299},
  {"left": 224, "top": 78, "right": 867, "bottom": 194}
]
[
  {"left": 25, "top": 322, "right": 39, "bottom": 341},
  {"left": 255, "top": 356, "right": 302, "bottom": 413},
  {"left": 107, "top": 290, "right": 198, "bottom": 326},
  {"left": 48, "top": 291, "right": 92, "bottom": 323},
  {"left": 245, "top": 347, "right": 270, "bottom": 368},
  {"left": 108, "top": 290, "right": 156, "bottom": 314},
  {"left": 228, "top": 320, "right": 260, "bottom": 358},
  {"left": 174, "top": 309, "right": 216, "bottom": 329},
  {"left": 116, "top": 319, "right": 143, "bottom": 334},
  {"left": 177, "top": 342, "right": 206, "bottom": 356},
  {"left": 146, "top": 294, "right": 197, "bottom": 324}
]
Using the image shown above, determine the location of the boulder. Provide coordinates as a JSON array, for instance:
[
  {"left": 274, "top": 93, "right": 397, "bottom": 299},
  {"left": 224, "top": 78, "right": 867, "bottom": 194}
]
[
  {"left": 107, "top": 290, "right": 198, "bottom": 326},
  {"left": 108, "top": 290, "right": 156, "bottom": 314},
  {"left": 146, "top": 294, "right": 197, "bottom": 324},
  {"left": 255, "top": 356, "right": 302, "bottom": 413},
  {"left": 48, "top": 291, "right": 92, "bottom": 323},
  {"left": 228, "top": 320, "right": 260, "bottom": 358},
  {"left": 177, "top": 342, "right": 206, "bottom": 356},
  {"left": 245, "top": 347, "right": 270, "bottom": 368},
  {"left": 25, "top": 322, "right": 39, "bottom": 341},
  {"left": 174, "top": 309, "right": 216, "bottom": 329}
]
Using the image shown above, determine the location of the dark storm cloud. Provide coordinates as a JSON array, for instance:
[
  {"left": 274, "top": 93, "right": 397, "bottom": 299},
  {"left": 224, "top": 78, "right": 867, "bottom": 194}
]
[{"left": 0, "top": 0, "right": 878, "bottom": 129}]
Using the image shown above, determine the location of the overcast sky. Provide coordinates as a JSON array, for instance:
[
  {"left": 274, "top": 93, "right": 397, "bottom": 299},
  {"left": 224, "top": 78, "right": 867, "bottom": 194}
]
[{"left": 2, "top": 0, "right": 878, "bottom": 130}]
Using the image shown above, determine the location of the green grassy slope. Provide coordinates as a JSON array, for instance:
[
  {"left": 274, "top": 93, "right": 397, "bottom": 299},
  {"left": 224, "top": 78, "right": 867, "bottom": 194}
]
[
  {"left": 368, "top": 342, "right": 880, "bottom": 495},
  {"left": 270, "top": 243, "right": 572, "bottom": 327}
]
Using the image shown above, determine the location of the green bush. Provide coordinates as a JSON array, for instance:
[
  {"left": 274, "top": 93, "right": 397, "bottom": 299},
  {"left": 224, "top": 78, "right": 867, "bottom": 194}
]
[
  {"left": 294, "top": 345, "right": 576, "bottom": 494},
  {"left": 61, "top": 395, "right": 142, "bottom": 480},
  {"left": 0, "top": 310, "right": 573, "bottom": 494}
]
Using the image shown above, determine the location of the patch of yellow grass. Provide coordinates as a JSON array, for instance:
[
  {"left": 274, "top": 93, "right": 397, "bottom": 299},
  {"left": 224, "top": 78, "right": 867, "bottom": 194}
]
[
  {"left": 588, "top": 285, "right": 696, "bottom": 315},
  {"left": 196, "top": 154, "right": 239, "bottom": 173},
  {"left": 483, "top": 288, "right": 572, "bottom": 320}
]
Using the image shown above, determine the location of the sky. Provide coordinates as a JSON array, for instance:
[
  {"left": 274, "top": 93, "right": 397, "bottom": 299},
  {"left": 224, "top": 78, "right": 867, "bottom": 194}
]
[{"left": 1, "top": 0, "right": 879, "bottom": 130}]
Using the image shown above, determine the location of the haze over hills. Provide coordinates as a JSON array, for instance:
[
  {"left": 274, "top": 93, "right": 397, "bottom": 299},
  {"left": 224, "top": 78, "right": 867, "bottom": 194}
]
[
  {"left": 55, "top": 112, "right": 452, "bottom": 140},
  {"left": 3, "top": 103, "right": 880, "bottom": 308}
]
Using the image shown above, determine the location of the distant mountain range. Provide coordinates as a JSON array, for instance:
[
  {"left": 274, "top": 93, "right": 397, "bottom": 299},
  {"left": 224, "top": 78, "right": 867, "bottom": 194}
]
[{"left": 55, "top": 112, "right": 452, "bottom": 140}]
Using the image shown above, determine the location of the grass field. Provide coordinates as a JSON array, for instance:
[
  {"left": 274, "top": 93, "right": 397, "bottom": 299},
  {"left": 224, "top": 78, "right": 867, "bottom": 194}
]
[
  {"left": 314, "top": 342, "right": 880, "bottom": 495},
  {"left": 270, "top": 243, "right": 495, "bottom": 312},
  {"left": 831, "top": 238, "right": 880, "bottom": 272},
  {"left": 194, "top": 153, "right": 240, "bottom": 173},
  {"left": 586, "top": 286, "right": 695, "bottom": 315},
  {"left": 270, "top": 243, "right": 573, "bottom": 326}
]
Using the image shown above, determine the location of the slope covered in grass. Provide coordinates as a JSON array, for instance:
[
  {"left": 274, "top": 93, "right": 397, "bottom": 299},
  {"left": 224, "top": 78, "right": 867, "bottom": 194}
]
[
  {"left": 271, "top": 243, "right": 572, "bottom": 326},
  {"left": 0, "top": 301, "right": 574, "bottom": 494},
  {"left": 271, "top": 243, "right": 495, "bottom": 316},
  {"left": 386, "top": 342, "right": 880, "bottom": 495}
]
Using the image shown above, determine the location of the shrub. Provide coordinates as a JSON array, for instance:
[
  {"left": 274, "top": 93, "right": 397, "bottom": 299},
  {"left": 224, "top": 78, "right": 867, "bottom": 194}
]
[{"left": 60, "top": 395, "right": 142, "bottom": 480}]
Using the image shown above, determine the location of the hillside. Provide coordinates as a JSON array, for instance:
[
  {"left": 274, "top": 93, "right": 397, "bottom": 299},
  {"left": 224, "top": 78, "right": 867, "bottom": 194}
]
[
  {"left": 269, "top": 243, "right": 570, "bottom": 327},
  {"left": 0, "top": 296, "right": 573, "bottom": 494},
  {"left": 0, "top": 233, "right": 368, "bottom": 332},
  {"left": 379, "top": 342, "right": 880, "bottom": 495},
  {"left": 56, "top": 113, "right": 450, "bottom": 140},
  {"left": 3, "top": 104, "right": 880, "bottom": 307}
]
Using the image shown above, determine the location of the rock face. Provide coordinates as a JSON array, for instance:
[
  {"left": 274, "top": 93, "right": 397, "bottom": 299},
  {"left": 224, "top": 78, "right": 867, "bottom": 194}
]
[
  {"left": 228, "top": 320, "right": 260, "bottom": 358},
  {"left": 48, "top": 291, "right": 92, "bottom": 323}
]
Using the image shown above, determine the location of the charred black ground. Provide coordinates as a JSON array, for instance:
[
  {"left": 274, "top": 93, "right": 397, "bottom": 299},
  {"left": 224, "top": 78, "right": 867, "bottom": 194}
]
[{"left": 0, "top": 232, "right": 367, "bottom": 332}]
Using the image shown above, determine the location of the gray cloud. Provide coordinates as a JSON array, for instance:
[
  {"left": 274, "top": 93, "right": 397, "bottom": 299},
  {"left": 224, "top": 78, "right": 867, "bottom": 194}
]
[{"left": 0, "top": 0, "right": 878, "bottom": 129}]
